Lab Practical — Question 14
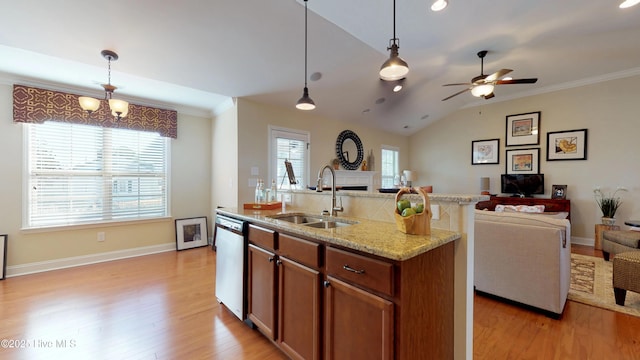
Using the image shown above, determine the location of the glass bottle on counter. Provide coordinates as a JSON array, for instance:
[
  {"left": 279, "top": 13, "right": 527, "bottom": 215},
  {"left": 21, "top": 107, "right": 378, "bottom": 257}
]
[
  {"left": 255, "top": 178, "right": 265, "bottom": 203},
  {"left": 270, "top": 179, "right": 277, "bottom": 202}
]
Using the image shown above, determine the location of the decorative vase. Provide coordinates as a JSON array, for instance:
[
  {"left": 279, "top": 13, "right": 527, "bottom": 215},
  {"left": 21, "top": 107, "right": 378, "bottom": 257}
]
[{"left": 601, "top": 217, "right": 616, "bottom": 226}]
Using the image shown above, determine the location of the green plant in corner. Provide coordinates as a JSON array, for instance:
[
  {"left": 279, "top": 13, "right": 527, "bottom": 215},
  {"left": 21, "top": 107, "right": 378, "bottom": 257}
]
[{"left": 594, "top": 186, "right": 628, "bottom": 218}]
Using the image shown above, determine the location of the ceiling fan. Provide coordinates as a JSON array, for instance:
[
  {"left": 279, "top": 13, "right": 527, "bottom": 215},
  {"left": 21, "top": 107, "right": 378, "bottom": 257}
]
[{"left": 442, "top": 50, "right": 538, "bottom": 101}]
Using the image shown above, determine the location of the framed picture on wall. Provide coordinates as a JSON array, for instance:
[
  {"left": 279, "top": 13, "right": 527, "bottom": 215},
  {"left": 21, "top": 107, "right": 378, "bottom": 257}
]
[
  {"left": 506, "top": 111, "right": 541, "bottom": 146},
  {"left": 175, "top": 217, "right": 209, "bottom": 251},
  {"left": 547, "top": 129, "right": 588, "bottom": 161},
  {"left": 506, "top": 148, "right": 540, "bottom": 174},
  {"left": 0, "top": 234, "right": 7, "bottom": 280},
  {"left": 471, "top": 139, "right": 500, "bottom": 165}
]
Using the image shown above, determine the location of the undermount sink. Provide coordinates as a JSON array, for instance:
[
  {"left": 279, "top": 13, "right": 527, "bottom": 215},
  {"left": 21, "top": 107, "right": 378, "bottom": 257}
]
[
  {"left": 304, "top": 220, "right": 353, "bottom": 229},
  {"left": 267, "top": 213, "right": 357, "bottom": 229}
]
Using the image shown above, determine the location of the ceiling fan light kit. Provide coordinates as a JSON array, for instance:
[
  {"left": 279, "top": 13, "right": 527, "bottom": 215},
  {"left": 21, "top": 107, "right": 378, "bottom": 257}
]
[
  {"left": 442, "top": 50, "right": 538, "bottom": 101},
  {"left": 78, "top": 49, "right": 129, "bottom": 120},
  {"left": 296, "top": 0, "right": 315, "bottom": 110},
  {"left": 380, "top": 0, "right": 409, "bottom": 81},
  {"left": 430, "top": 0, "right": 448, "bottom": 12}
]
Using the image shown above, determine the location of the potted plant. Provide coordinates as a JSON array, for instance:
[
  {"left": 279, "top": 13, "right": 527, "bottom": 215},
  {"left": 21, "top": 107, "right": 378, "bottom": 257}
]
[{"left": 594, "top": 186, "right": 627, "bottom": 225}]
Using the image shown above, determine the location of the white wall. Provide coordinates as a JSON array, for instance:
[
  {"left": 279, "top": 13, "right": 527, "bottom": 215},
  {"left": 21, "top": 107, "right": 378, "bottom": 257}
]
[
  {"left": 409, "top": 75, "right": 640, "bottom": 240},
  {"left": 0, "top": 83, "right": 212, "bottom": 269}
]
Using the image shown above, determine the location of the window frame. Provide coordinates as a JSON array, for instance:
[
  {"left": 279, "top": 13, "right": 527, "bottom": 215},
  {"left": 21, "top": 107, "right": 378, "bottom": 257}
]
[
  {"left": 380, "top": 145, "right": 400, "bottom": 189},
  {"left": 268, "top": 126, "right": 310, "bottom": 191},
  {"left": 22, "top": 122, "right": 171, "bottom": 230}
]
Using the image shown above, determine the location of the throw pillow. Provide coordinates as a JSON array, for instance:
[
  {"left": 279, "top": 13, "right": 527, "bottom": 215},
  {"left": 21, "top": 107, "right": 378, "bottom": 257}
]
[{"left": 495, "top": 204, "right": 545, "bottom": 213}]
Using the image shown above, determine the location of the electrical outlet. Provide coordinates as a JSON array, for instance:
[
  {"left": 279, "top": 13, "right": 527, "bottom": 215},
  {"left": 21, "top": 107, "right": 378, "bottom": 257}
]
[{"left": 97, "top": 232, "right": 105, "bottom": 242}]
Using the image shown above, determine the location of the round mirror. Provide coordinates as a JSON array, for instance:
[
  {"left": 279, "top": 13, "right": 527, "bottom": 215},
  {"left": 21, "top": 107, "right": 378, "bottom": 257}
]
[{"left": 335, "top": 130, "right": 364, "bottom": 170}]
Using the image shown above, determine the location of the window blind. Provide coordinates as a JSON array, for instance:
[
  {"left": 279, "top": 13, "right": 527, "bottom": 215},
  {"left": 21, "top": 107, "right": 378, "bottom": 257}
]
[{"left": 25, "top": 122, "right": 169, "bottom": 228}]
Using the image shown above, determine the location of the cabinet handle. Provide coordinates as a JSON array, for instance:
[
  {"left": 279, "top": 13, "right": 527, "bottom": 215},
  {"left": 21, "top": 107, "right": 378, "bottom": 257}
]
[
  {"left": 276, "top": 259, "right": 282, "bottom": 266},
  {"left": 323, "top": 281, "right": 331, "bottom": 288},
  {"left": 343, "top": 264, "right": 365, "bottom": 275},
  {"left": 268, "top": 257, "right": 275, "bottom": 263}
]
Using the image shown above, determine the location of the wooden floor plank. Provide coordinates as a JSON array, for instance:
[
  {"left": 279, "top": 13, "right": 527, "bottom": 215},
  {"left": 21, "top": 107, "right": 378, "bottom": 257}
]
[{"left": 1, "top": 244, "right": 639, "bottom": 359}]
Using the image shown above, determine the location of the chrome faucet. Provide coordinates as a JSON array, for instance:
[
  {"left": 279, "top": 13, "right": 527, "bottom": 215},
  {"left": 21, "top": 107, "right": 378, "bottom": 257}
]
[{"left": 316, "top": 165, "right": 343, "bottom": 216}]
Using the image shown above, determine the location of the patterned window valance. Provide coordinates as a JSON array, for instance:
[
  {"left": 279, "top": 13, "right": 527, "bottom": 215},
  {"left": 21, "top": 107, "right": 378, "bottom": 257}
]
[{"left": 12, "top": 84, "right": 178, "bottom": 138}]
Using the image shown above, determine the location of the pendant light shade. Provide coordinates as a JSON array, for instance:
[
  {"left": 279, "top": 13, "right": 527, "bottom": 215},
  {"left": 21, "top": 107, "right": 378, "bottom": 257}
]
[
  {"left": 296, "top": 0, "right": 315, "bottom": 110},
  {"left": 296, "top": 87, "right": 315, "bottom": 110},
  {"left": 380, "top": 0, "right": 408, "bottom": 81},
  {"left": 379, "top": 43, "right": 409, "bottom": 81}
]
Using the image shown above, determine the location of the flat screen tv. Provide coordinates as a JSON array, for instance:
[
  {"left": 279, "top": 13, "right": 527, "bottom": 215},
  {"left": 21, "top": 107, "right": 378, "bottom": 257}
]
[{"left": 501, "top": 174, "right": 544, "bottom": 197}]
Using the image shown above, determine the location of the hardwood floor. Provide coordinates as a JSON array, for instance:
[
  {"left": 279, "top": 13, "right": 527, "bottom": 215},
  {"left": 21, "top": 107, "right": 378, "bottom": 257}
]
[{"left": 1, "top": 244, "right": 639, "bottom": 359}]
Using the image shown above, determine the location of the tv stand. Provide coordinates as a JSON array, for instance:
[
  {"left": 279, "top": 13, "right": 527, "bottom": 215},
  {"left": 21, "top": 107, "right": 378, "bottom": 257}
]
[{"left": 476, "top": 196, "right": 571, "bottom": 219}]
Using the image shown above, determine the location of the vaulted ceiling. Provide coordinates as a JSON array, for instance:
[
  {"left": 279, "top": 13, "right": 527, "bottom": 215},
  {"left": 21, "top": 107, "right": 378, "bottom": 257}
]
[{"left": 1, "top": 1, "right": 639, "bottom": 135}]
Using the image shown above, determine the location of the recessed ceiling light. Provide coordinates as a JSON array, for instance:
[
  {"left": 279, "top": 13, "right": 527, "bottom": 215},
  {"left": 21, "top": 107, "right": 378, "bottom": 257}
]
[
  {"left": 310, "top": 72, "right": 322, "bottom": 81},
  {"left": 362, "top": 108, "right": 371, "bottom": 114},
  {"left": 403, "top": 125, "right": 410, "bottom": 129},
  {"left": 393, "top": 84, "right": 402, "bottom": 92},
  {"left": 620, "top": 0, "right": 640, "bottom": 8},
  {"left": 431, "top": 0, "right": 448, "bottom": 12},
  {"left": 375, "top": 97, "right": 386, "bottom": 104},
  {"left": 421, "top": 114, "right": 429, "bottom": 120}
]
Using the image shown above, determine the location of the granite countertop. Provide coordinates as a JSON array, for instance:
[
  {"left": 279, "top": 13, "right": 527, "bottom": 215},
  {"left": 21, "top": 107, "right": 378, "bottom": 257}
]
[{"left": 216, "top": 207, "right": 460, "bottom": 261}]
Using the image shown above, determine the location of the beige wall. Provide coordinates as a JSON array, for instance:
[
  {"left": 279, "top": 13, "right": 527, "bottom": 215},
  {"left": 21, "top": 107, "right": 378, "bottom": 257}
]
[
  {"left": 409, "top": 75, "right": 640, "bottom": 240},
  {"left": 0, "top": 83, "right": 212, "bottom": 269},
  {"left": 235, "top": 98, "right": 410, "bottom": 206}
]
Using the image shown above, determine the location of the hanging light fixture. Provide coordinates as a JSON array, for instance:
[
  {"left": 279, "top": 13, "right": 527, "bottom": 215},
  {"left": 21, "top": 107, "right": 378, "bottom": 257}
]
[
  {"left": 379, "top": 0, "right": 409, "bottom": 81},
  {"left": 296, "top": 0, "right": 315, "bottom": 110},
  {"left": 78, "top": 50, "right": 129, "bottom": 120}
]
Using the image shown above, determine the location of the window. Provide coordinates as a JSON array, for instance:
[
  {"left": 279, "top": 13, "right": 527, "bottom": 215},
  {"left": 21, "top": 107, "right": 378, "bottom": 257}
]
[
  {"left": 381, "top": 146, "right": 399, "bottom": 188},
  {"left": 270, "top": 127, "right": 310, "bottom": 190},
  {"left": 25, "top": 122, "right": 169, "bottom": 228}
]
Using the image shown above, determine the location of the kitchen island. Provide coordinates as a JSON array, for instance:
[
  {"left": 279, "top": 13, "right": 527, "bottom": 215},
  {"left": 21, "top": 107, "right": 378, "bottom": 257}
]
[
  {"left": 216, "top": 203, "right": 461, "bottom": 360},
  {"left": 219, "top": 190, "right": 486, "bottom": 360}
]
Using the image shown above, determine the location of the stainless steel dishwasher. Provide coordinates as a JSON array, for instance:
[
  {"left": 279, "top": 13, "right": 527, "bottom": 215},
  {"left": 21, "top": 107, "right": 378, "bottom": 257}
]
[{"left": 214, "top": 214, "right": 246, "bottom": 320}]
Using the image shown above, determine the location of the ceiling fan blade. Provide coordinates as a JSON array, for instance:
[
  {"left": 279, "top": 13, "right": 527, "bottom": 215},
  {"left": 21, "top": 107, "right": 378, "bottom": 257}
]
[
  {"left": 496, "top": 78, "right": 538, "bottom": 85},
  {"left": 443, "top": 82, "right": 472, "bottom": 87},
  {"left": 485, "top": 69, "right": 513, "bottom": 82},
  {"left": 442, "top": 87, "right": 471, "bottom": 101}
]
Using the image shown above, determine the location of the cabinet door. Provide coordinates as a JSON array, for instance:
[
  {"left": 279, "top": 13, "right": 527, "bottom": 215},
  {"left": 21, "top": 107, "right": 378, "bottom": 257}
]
[
  {"left": 247, "top": 244, "right": 277, "bottom": 340},
  {"left": 278, "top": 256, "right": 321, "bottom": 360},
  {"left": 324, "top": 276, "right": 394, "bottom": 360}
]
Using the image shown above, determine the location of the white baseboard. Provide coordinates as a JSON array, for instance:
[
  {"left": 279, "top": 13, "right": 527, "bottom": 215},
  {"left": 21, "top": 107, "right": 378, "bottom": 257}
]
[
  {"left": 571, "top": 236, "right": 594, "bottom": 247},
  {"left": 6, "top": 243, "right": 176, "bottom": 278}
]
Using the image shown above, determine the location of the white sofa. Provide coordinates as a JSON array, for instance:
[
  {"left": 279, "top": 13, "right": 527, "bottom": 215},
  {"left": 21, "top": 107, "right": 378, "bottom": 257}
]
[{"left": 474, "top": 209, "right": 571, "bottom": 316}]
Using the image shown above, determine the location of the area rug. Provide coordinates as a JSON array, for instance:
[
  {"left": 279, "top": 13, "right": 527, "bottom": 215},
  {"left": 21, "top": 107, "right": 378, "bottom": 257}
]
[{"left": 569, "top": 253, "right": 640, "bottom": 317}]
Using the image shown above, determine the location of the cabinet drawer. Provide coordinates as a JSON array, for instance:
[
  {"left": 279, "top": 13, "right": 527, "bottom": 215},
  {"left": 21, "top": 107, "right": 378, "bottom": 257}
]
[
  {"left": 325, "top": 247, "right": 393, "bottom": 297},
  {"left": 279, "top": 233, "right": 321, "bottom": 269},
  {"left": 248, "top": 224, "right": 277, "bottom": 251}
]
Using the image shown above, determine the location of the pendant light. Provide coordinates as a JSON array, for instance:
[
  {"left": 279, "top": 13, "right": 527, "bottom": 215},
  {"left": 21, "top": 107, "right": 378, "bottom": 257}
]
[
  {"left": 296, "top": 0, "right": 315, "bottom": 110},
  {"left": 78, "top": 50, "right": 129, "bottom": 120},
  {"left": 379, "top": 0, "right": 409, "bottom": 81}
]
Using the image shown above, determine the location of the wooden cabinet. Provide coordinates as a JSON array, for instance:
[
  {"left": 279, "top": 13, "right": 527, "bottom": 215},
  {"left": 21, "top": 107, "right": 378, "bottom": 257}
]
[
  {"left": 324, "top": 247, "right": 394, "bottom": 360},
  {"left": 278, "top": 256, "right": 321, "bottom": 360},
  {"left": 324, "top": 276, "right": 393, "bottom": 360},
  {"left": 247, "top": 228, "right": 322, "bottom": 360},
  {"left": 247, "top": 244, "right": 277, "bottom": 340}
]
